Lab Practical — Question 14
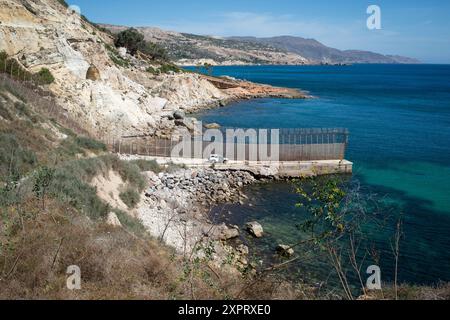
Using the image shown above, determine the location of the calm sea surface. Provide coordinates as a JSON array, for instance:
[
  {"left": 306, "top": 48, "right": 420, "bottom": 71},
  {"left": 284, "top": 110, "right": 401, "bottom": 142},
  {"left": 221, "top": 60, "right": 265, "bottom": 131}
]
[{"left": 189, "top": 65, "right": 450, "bottom": 286}]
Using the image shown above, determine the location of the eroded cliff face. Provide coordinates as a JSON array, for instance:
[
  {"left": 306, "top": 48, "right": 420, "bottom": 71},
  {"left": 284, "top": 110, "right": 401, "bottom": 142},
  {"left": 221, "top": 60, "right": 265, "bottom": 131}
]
[{"left": 0, "top": 0, "right": 226, "bottom": 137}]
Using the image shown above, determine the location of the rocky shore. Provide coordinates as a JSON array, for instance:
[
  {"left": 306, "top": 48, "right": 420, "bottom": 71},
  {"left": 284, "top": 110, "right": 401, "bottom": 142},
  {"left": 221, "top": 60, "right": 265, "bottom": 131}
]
[{"left": 134, "top": 167, "right": 261, "bottom": 270}]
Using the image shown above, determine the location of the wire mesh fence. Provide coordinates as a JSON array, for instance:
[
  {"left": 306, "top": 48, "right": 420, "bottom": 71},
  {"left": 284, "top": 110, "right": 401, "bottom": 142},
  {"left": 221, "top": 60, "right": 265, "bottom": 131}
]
[{"left": 106, "top": 128, "right": 349, "bottom": 162}]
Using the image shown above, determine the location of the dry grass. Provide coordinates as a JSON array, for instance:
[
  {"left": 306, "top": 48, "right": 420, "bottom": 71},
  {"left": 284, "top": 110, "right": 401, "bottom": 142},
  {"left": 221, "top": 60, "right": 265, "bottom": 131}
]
[{"left": 0, "top": 197, "right": 306, "bottom": 300}]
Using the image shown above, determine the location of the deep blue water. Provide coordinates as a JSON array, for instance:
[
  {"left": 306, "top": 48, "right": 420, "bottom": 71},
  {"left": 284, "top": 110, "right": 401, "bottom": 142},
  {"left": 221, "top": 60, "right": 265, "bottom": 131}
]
[{"left": 190, "top": 65, "right": 450, "bottom": 286}]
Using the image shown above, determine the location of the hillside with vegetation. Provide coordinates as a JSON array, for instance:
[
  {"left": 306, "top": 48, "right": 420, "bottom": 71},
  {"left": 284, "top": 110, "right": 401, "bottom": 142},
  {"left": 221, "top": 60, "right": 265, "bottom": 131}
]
[{"left": 101, "top": 24, "right": 309, "bottom": 66}]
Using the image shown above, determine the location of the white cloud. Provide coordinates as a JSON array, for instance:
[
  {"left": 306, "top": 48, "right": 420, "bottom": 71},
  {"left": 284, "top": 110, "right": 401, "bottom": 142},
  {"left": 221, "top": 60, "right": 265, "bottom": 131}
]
[{"left": 158, "top": 11, "right": 351, "bottom": 43}]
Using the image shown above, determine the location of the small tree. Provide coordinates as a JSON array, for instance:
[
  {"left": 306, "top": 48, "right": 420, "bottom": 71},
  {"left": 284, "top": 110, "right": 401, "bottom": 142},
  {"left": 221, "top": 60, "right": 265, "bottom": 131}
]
[
  {"left": 33, "top": 166, "right": 55, "bottom": 210},
  {"left": 33, "top": 68, "right": 55, "bottom": 85},
  {"left": 114, "top": 28, "right": 144, "bottom": 56},
  {"left": 139, "top": 42, "right": 169, "bottom": 61},
  {"left": 296, "top": 176, "right": 378, "bottom": 299}
]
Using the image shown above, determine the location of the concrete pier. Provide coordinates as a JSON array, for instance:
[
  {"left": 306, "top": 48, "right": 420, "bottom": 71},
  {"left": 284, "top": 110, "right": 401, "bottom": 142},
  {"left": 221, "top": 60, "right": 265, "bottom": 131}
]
[{"left": 119, "top": 154, "right": 353, "bottom": 178}]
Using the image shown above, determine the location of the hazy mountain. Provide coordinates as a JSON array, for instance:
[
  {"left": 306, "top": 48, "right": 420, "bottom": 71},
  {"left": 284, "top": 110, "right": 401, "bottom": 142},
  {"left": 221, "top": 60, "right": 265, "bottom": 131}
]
[{"left": 228, "top": 36, "right": 420, "bottom": 64}]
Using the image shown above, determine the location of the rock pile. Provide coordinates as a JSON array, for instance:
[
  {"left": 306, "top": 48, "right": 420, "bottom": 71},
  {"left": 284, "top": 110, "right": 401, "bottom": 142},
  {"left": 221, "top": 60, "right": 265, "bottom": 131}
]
[{"left": 146, "top": 168, "right": 255, "bottom": 206}]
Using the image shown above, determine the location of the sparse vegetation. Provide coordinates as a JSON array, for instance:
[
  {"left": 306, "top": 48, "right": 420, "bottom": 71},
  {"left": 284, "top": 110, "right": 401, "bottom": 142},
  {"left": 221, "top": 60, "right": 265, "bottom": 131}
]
[
  {"left": 119, "top": 187, "right": 140, "bottom": 209},
  {"left": 114, "top": 28, "right": 145, "bottom": 56},
  {"left": 130, "top": 159, "right": 163, "bottom": 173},
  {"left": 33, "top": 68, "right": 55, "bottom": 85},
  {"left": 1, "top": 51, "right": 55, "bottom": 86},
  {"left": 104, "top": 43, "right": 130, "bottom": 68}
]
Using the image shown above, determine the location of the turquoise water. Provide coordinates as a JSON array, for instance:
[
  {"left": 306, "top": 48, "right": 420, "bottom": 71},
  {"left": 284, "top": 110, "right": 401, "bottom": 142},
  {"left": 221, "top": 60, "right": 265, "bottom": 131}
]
[{"left": 191, "top": 65, "right": 450, "bottom": 285}]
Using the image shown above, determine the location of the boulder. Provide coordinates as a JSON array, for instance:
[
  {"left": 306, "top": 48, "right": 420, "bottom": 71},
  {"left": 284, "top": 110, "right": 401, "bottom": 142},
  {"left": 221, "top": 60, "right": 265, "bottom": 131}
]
[
  {"left": 106, "top": 212, "right": 122, "bottom": 227},
  {"left": 245, "top": 221, "right": 264, "bottom": 238},
  {"left": 276, "top": 244, "right": 294, "bottom": 257},
  {"left": 175, "top": 119, "right": 195, "bottom": 131},
  {"left": 86, "top": 64, "right": 100, "bottom": 81},
  {"left": 173, "top": 110, "right": 185, "bottom": 120},
  {"left": 117, "top": 47, "right": 127, "bottom": 58},
  {"left": 214, "top": 224, "right": 240, "bottom": 241}
]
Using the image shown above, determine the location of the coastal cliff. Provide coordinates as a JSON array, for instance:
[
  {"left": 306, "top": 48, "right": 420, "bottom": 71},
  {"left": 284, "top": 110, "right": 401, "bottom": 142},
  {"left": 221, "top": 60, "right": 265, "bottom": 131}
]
[{"left": 0, "top": 0, "right": 306, "bottom": 139}]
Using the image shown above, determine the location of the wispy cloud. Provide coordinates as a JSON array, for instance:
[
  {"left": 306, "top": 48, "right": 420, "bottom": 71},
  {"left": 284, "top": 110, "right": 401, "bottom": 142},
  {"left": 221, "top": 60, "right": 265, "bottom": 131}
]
[{"left": 158, "top": 11, "right": 350, "bottom": 42}]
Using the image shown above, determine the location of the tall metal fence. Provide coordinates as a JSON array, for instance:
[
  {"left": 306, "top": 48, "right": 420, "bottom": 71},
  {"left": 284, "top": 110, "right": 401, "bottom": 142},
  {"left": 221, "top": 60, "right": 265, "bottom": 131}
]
[{"left": 106, "top": 128, "right": 349, "bottom": 161}]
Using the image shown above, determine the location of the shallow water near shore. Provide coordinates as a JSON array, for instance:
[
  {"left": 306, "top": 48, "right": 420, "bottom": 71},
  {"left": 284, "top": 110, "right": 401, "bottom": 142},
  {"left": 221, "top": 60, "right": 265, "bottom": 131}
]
[{"left": 191, "top": 64, "right": 450, "bottom": 286}]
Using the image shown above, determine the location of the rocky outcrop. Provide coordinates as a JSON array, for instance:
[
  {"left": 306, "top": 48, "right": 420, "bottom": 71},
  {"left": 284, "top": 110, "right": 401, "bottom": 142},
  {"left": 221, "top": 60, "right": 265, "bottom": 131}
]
[{"left": 0, "top": 0, "right": 308, "bottom": 139}]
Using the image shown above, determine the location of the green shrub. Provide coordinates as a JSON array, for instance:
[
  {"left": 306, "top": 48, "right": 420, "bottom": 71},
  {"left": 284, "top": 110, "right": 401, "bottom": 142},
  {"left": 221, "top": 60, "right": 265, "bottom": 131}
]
[
  {"left": 105, "top": 43, "right": 130, "bottom": 68},
  {"left": 114, "top": 161, "right": 146, "bottom": 191},
  {"left": 0, "top": 134, "right": 37, "bottom": 182},
  {"left": 75, "top": 136, "right": 107, "bottom": 152},
  {"left": 146, "top": 66, "right": 159, "bottom": 75},
  {"left": 14, "top": 101, "right": 31, "bottom": 117},
  {"left": 0, "top": 102, "right": 13, "bottom": 121},
  {"left": 113, "top": 209, "right": 147, "bottom": 236},
  {"left": 32, "top": 166, "right": 55, "bottom": 209},
  {"left": 159, "top": 63, "right": 181, "bottom": 74},
  {"left": 33, "top": 68, "right": 55, "bottom": 85},
  {"left": 49, "top": 166, "right": 109, "bottom": 220},
  {"left": 119, "top": 188, "right": 141, "bottom": 209},
  {"left": 114, "top": 28, "right": 144, "bottom": 56},
  {"left": 139, "top": 42, "right": 169, "bottom": 61},
  {"left": 130, "top": 159, "right": 162, "bottom": 173}
]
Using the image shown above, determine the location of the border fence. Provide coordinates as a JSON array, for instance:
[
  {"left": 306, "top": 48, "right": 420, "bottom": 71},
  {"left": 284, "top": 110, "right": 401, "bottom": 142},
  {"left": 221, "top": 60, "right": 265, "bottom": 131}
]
[{"left": 106, "top": 128, "right": 349, "bottom": 162}]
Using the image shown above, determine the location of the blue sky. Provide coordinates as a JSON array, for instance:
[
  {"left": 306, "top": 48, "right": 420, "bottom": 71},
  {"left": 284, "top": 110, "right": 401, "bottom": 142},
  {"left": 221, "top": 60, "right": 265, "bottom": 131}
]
[{"left": 70, "top": 0, "right": 450, "bottom": 63}]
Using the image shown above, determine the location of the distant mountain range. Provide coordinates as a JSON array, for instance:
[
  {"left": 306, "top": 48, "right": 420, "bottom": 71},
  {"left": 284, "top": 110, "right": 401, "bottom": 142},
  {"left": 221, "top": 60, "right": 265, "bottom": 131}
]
[
  {"left": 229, "top": 36, "right": 420, "bottom": 64},
  {"left": 101, "top": 24, "right": 420, "bottom": 65}
]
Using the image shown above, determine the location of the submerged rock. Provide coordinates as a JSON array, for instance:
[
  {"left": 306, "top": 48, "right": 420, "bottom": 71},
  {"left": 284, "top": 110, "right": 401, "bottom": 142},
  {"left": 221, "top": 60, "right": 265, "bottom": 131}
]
[
  {"left": 245, "top": 221, "right": 264, "bottom": 238},
  {"left": 216, "top": 224, "right": 240, "bottom": 241},
  {"left": 173, "top": 110, "right": 185, "bottom": 120},
  {"left": 276, "top": 244, "right": 294, "bottom": 257}
]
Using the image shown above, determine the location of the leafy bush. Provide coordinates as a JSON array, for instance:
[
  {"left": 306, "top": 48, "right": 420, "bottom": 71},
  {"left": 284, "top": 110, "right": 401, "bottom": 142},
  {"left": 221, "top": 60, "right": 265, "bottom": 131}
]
[
  {"left": 119, "top": 188, "right": 141, "bottom": 209},
  {"left": 49, "top": 165, "right": 109, "bottom": 220},
  {"left": 0, "top": 52, "right": 55, "bottom": 86},
  {"left": 75, "top": 136, "right": 107, "bottom": 152},
  {"left": 146, "top": 66, "right": 159, "bottom": 75},
  {"left": 139, "top": 42, "right": 169, "bottom": 61},
  {"left": 114, "top": 28, "right": 145, "bottom": 56},
  {"left": 159, "top": 63, "right": 181, "bottom": 74},
  {"left": 0, "top": 134, "right": 37, "bottom": 181},
  {"left": 130, "top": 159, "right": 162, "bottom": 173},
  {"left": 33, "top": 68, "right": 55, "bottom": 85},
  {"left": 0, "top": 101, "right": 13, "bottom": 121},
  {"left": 105, "top": 43, "right": 130, "bottom": 68},
  {"left": 113, "top": 209, "right": 147, "bottom": 236},
  {"left": 113, "top": 160, "right": 146, "bottom": 191},
  {"left": 32, "top": 166, "right": 55, "bottom": 209}
]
